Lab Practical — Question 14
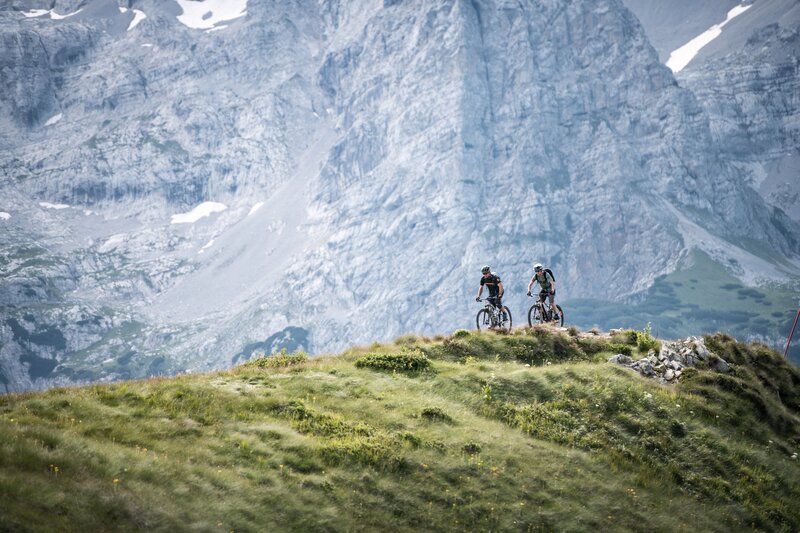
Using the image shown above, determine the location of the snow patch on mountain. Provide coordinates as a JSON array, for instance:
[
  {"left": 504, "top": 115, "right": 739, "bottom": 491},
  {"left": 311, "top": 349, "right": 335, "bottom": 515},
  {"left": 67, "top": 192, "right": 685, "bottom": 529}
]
[
  {"left": 0, "top": 212, "right": 10, "bottom": 220},
  {"left": 170, "top": 202, "right": 228, "bottom": 224},
  {"left": 198, "top": 239, "right": 215, "bottom": 254},
  {"left": 99, "top": 234, "right": 126, "bottom": 253},
  {"left": 39, "top": 202, "right": 70, "bottom": 210},
  {"left": 44, "top": 113, "right": 62, "bottom": 126},
  {"left": 127, "top": 10, "right": 146, "bottom": 31},
  {"left": 175, "top": 0, "right": 247, "bottom": 30},
  {"left": 21, "top": 10, "right": 49, "bottom": 18},
  {"left": 666, "top": 4, "right": 752, "bottom": 72},
  {"left": 248, "top": 202, "right": 264, "bottom": 216},
  {"left": 23, "top": 8, "right": 84, "bottom": 20}
]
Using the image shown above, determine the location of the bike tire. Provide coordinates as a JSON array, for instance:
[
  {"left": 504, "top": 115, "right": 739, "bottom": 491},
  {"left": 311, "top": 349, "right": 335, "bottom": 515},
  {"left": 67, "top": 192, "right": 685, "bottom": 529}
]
[
  {"left": 476, "top": 309, "right": 490, "bottom": 331},
  {"left": 499, "top": 306, "right": 512, "bottom": 333},
  {"left": 527, "top": 304, "right": 544, "bottom": 326}
]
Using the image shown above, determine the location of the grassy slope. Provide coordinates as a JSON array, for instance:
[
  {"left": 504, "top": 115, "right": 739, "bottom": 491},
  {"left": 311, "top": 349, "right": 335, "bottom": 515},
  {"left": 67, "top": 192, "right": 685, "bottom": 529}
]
[
  {"left": 566, "top": 251, "right": 800, "bottom": 362},
  {"left": 1, "top": 327, "right": 799, "bottom": 532}
]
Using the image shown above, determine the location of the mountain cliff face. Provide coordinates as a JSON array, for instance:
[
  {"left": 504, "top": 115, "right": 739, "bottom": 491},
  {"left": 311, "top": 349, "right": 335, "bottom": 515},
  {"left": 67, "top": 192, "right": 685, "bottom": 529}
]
[
  {"left": 1, "top": 0, "right": 798, "bottom": 391},
  {"left": 623, "top": 0, "right": 800, "bottom": 222}
]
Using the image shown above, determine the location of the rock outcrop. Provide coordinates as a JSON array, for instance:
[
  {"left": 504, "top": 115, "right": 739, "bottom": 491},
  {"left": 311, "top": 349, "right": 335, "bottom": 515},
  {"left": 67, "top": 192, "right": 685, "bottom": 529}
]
[{"left": 609, "top": 336, "right": 730, "bottom": 383}]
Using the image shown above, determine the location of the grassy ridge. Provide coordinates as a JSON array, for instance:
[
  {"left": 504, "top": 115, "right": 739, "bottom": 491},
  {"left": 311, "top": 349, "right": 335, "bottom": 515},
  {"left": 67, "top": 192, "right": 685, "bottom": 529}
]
[{"left": 1, "top": 327, "right": 799, "bottom": 531}]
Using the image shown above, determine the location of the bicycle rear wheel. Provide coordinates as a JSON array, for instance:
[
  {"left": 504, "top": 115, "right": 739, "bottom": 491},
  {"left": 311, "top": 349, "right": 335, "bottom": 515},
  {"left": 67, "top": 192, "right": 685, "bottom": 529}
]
[
  {"left": 528, "top": 304, "right": 544, "bottom": 326},
  {"left": 476, "top": 309, "right": 491, "bottom": 331},
  {"left": 554, "top": 305, "right": 564, "bottom": 326},
  {"left": 498, "top": 306, "right": 512, "bottom": 333}
]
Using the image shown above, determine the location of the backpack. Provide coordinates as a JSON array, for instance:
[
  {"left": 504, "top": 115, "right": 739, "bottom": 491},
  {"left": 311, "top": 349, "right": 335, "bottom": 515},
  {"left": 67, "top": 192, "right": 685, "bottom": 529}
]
[{"left": 544, "top": 268, "right": 555, "bottom": 281}]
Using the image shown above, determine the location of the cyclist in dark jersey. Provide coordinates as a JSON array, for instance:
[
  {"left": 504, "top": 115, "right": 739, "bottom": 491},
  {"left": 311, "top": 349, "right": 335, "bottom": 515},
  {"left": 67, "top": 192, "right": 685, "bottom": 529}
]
[
  {"left": 476, "top": 265, "right": 505, "bottom": 318},
  {"left": 527, "top": 263, "right": 560, "bottom": 320}
]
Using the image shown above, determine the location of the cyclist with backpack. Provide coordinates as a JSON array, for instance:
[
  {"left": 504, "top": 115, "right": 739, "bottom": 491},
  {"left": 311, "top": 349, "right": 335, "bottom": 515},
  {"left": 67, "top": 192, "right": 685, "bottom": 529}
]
[
  {"left": 527, "top": 263, "right": 560, "bottom": 321},
  {"left": 476, "top": 265, "right": 507, "bottom": 320}
]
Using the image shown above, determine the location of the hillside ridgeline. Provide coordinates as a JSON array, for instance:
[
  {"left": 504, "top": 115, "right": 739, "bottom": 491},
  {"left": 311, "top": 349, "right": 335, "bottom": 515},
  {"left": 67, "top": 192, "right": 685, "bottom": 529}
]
[{"left": 1, "top": 326, "right": 799, "bottom": 531}]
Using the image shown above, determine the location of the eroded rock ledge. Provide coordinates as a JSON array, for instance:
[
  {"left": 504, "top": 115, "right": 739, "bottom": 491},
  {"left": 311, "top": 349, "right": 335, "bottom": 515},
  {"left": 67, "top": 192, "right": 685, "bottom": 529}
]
[{"left": 608, "top": 336, "right": 730, "bottom": 383}]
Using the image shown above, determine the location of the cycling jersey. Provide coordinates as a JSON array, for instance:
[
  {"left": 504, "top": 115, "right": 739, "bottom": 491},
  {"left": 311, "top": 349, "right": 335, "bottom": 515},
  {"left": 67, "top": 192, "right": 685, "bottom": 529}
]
[{"left": 480, "top": 274, "right": 502, "bottom": 297}]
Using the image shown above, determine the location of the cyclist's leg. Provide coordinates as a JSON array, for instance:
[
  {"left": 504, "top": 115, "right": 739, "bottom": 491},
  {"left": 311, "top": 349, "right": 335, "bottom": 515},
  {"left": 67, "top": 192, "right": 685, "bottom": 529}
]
[
  {"left": 548, "top": 291, "right": 558, "bottom": 319},
  {"left": 538, "top": 291, "right": 547, "bottom": 318}
]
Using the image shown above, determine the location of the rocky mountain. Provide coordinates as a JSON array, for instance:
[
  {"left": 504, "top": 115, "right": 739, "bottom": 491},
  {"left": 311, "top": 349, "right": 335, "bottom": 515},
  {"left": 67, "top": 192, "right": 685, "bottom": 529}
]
[
  {"left": 1, "top": 0, "right": 799, "bottom": 392},
  {"left": 623, "top": 0, "right": 800, "bottom": 221}
]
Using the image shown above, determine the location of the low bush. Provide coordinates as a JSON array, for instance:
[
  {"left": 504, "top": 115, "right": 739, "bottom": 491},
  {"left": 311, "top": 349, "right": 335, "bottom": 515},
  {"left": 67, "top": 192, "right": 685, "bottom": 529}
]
[
  {"left": 636, "top": 323, "right": 661, "bottom": 353},
  {"left": 420, "top": 407, "right": 453, "bottom": 423},
  {"left": 452, "top": 329, "right": 470, "bottom": 339},
  {"left": 245, "top": 349, "right": 308, "bottom": 368},
  {"left": 354, "top": 349, "right": 431, "bottom": 373},
  {"left": 606, "top": 344, "right": 633, "bottom": 356},
  {"left": 462, "top": 442, "right": 482, "bottom": 454},
  {"left": 610, "top": 330, "right": 638, "bottom": 345}
]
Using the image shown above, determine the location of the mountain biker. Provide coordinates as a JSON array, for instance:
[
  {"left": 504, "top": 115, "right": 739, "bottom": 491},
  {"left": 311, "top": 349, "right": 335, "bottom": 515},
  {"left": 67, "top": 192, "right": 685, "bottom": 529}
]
[
  {"left": 476, "top": 265, "right": 506, "bottom": 320},
  {"left": 527, "top": 263, "right": 560, "bottom": 321}
]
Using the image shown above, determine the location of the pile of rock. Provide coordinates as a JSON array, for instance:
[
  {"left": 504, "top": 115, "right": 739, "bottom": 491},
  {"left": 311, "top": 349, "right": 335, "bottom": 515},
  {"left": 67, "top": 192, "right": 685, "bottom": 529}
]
[{"left": 608, "top": 336, "right": 730, "bottom": 383}]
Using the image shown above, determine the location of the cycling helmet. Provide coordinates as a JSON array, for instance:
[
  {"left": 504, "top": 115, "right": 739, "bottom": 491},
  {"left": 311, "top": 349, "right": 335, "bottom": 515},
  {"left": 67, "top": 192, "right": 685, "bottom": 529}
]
[
  {"left": 533, "top": 263, "right": 543, "bottom": 272},
  {"left": 481, "top": 265, "right": 491, "bottom": 274}
]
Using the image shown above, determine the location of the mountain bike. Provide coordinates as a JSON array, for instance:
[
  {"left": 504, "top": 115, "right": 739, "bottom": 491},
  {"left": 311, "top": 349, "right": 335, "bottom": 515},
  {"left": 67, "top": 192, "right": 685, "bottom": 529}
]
[
  {"left": 527, "top": 294, "right": 564, "bottom": 327},
  {"left": 476, "top": 297, "right": 512, "bottom": 333}
]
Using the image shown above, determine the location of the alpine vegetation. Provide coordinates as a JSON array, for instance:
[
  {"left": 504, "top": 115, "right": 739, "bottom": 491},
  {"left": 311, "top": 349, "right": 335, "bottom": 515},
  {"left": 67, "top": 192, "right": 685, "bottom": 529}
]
[{"left": 0, "top": 327, "right": 798, "bottom": 531}]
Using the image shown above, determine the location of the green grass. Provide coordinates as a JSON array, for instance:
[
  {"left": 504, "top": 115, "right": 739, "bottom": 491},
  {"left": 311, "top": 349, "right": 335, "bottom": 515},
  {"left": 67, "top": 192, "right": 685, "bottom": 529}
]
[{"left": 0, "top": 327, "right": 798, "bottom": 531}]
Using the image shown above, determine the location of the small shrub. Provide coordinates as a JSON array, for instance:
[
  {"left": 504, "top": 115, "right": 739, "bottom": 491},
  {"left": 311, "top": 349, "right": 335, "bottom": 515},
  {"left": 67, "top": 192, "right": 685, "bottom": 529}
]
[
  {"left": 636, "top": 323, "right": 660, "bottom": 353},
  {"left": 669, "top": 421, "right": 687, "bottom": 438},
  {"left": 606, "top": 344, "right": 633, "bottom": 356},
  {"left": 245, "top": 349, "right": 308, "bottom": 368},
  {"left": 462, "top": 442, "right": 482, "bottom": 454},
  {"left": 440, "top": 337, "right": 470, "bottom": 357},
  {"left": 610, "top": 330, "right": 638, "bottom": 345},
  {"left": 420, "top": 407, "right": 453, "bottom": 423},
  {"left": 452, "top": 329, "right": 470, "bottom": 339},
  {"left": 398, "top": 431, "right": 422, "bottom": 447},
  {"left": 354, "top": 349, "right": 431, "bottom": 373},
  {"left": 482, "top": 383, "right": 493, "bottom": 402}
]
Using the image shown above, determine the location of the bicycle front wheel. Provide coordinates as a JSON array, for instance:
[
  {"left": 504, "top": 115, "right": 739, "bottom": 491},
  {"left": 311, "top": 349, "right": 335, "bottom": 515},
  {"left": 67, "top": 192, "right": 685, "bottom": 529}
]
[
  {"left": 528, "top": 304, "right": 544, "bottom": 326},
  {"left": 476, "top": 309, "right": 491, "bottom": 331}
]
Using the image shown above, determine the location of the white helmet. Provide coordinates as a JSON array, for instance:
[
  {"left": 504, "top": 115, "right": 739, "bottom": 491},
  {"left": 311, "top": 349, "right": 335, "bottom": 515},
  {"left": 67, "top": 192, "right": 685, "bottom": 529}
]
[{"left": 533, "top": 263, "right": 543, "bottom": 272}]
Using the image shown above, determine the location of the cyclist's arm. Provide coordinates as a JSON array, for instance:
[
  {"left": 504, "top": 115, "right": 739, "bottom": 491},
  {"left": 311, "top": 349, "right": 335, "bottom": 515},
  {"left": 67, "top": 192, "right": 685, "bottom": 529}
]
[
  {"left": 497, "top": 281, "right": 504, "bottom": 298},
  {"left": 548, "top": 273, "right": 556, "bottom": 293},
  {"left": 527, "top": 277, "right": 537, "bottom": 293},
  {"left": 476, "top": 285, "right": 483, "bottom": 299}
]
